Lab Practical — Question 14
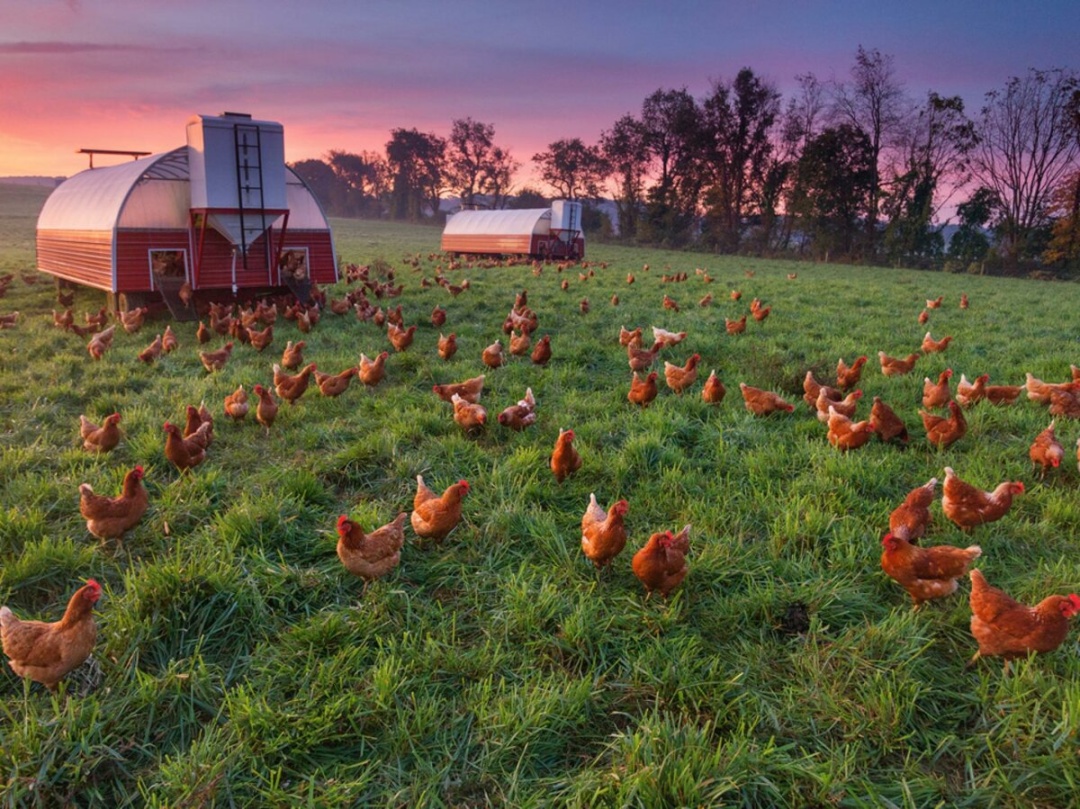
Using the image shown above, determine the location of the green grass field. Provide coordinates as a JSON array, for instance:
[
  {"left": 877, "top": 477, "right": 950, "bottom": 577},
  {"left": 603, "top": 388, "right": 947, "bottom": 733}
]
[{"left": 2, "top": 183, "right": 1080, "bottom": 807}]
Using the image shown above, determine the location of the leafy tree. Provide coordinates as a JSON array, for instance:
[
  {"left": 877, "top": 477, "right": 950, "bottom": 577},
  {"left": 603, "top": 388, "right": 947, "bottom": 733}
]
[
  {"left": 970, "top": 68, "right": 1080, "bottom": 264},
  {"left": 830, "top": 46, "right": 909, "bottom": 256},
  {"left": 881, "top": 167, "right": 942, "bottom": 267},
  {"left": 531, "top": 138, "right": 607, "bottom": 200},
  {"left": 1043, "top": 170, "right": 1080, "bottom": 268},
  {"left": 699, "top": 67, "right": 781, "bottom": 252},
  {"left": 788, "top": 124, "right": 875, "bottom": 259},
  {"left": 600, "top": 114, "right": 649, "bottom": 239},
  {"left": 639, "top": 88, "right": 705, "bottom": 246},
  {"left": 508, "top": 186, "right": 548, "bottom": 209},
  {"left": 946, "top": 186, "right": 997, "bottom": 266},
  {"left": 326, "top": 150, "right": 386, "bottom": 217},
  {"left": 1042, "top": 90, "right": 1080, "bottom": 268},
  {"left": 289, "top": 158, "right": 345, "bottom": 215},
  {"left": 385, "top": 128, "right": 446, "bottom": 222}
]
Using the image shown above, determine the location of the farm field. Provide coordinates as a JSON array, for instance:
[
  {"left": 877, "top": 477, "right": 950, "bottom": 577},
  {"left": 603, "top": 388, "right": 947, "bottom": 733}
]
[{"left": 2, "top": 185, "right": 1080, "bottom": 806}]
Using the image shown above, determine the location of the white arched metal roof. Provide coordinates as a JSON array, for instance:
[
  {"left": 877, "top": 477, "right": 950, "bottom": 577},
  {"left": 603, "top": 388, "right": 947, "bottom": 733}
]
[
  {"left": 38, "top": 149, "right": 187, "bottom": 231},
  {"left": 443, "top": 208, "right": 551, "bottom": 237},
  {"left": 37, "top": 147, "right": 329, "bottom": 232}
]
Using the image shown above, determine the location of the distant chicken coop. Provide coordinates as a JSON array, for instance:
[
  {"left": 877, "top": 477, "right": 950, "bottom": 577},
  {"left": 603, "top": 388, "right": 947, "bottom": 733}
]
[
  {"left": 440, "top": 200, "right": 584, "bottom": 260},
  {"left": 36, "top": 112, "right": 336, "bottom": 315}
]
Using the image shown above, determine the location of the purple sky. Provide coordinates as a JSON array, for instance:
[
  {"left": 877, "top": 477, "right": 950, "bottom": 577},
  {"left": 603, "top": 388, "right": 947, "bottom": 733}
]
[{"left": 2, "top": 0, "right": 1077, "bottom": 189}]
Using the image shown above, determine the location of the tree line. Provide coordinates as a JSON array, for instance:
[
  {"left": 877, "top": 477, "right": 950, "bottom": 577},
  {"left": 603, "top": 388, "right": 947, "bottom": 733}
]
[{"left": 290, "top": 48, "right": 1080, "bottom": 274}]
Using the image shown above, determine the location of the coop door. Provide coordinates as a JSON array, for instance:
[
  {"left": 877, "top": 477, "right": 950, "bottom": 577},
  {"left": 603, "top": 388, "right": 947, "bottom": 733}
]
[
  {"left": 278, "top": 248, "right": 310, "bottom": 283},
  {"left": 149, "top": 249, "right": 188, "bottom": 290}
]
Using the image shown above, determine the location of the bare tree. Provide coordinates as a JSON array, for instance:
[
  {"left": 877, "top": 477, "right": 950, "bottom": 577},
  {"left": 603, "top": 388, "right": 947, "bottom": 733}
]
[
  {"left": 445, "top": 118, "right": 493, "bottom": 207},
  {"left": 830, "top": 46, "right": 910, "bottom": 253},
  {"left": 445, "top": 118, "right": 517, "bottom": 208},
  {"left": 881, "top": 93, "right": 978, "bottom": 265},
  {"left": 764, "top": 73, "right": 827, "bottom": 251},
  {"left": 971, "top": 68, "right": 1080, "bottom": 263},
  {"left": 895, "top": 93, "right": 976, "bottom": 219},
  {"left": 783, "top": 73, "right": 827, "bottom": 158},
  {"left": 482, "top": 146, "right": 519, "bottom": 209}
]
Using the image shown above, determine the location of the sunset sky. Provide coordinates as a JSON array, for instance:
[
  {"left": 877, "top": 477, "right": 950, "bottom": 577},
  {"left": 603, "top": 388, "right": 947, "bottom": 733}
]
[{"left": 2, "top": 0, "right": 1077, "bottom": 185}]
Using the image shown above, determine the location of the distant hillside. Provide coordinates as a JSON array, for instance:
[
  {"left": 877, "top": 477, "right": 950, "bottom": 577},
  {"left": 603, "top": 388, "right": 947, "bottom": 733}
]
[
  {"left": 0, "top": 182, "right": 52, "bottom": 220},
  {"left": 0, "top": 176, "right": 64, "bottom": 188}
]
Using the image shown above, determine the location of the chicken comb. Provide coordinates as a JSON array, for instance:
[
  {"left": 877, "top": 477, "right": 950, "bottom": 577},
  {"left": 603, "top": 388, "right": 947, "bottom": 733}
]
[
  {"left": 1069, "top": 594, "right": 1080, "bottom": 609},
  {"left": 457, "top": 479, "right": 470, "bottom": 492}
]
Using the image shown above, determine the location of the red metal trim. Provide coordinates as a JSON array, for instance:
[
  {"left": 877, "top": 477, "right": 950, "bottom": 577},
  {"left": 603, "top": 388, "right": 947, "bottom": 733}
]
[
  {"left": 189, "top": 209, "right": 212, "bottom": 289},
  {"left": 187, "top": 207, "right": 289, "bottom": 217},
  {"left": 273, "top": 211, "right": 290, "bottom": 284}
]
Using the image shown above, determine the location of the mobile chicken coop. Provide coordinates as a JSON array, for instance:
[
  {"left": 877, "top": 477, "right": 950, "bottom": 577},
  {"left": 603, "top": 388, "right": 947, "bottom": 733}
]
[
  {"left": 36, "top": 112, "right": 336, "bottom": 315},
  {"left": 440, "top": 200, "right": 584, "bottom": 260}
]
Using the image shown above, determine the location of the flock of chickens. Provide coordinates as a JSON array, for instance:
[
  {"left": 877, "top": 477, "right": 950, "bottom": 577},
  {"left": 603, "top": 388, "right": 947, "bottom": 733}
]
[{"left": 2, "top": 260, "right": 1079, "bottom": 692}]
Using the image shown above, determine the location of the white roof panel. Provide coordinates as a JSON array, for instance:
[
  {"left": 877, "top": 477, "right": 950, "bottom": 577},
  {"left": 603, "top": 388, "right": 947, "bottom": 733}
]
[
  {"left": 443, "top": 208, "right": 551, "bottom": 237},
  {"left": 284, "top": 168, "right": 329, "bottom": 229},
  {"left": 37, "top": 151, "right": 180, "bottom": 231}
]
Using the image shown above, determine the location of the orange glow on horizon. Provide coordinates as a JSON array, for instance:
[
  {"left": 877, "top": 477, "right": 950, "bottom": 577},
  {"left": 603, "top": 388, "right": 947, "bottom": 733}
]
[{"left": 0, "top": 111, "right": 548, "bottom": 187}]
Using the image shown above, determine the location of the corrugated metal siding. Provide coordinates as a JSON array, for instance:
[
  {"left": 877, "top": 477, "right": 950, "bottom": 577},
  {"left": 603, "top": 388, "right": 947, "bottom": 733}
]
[
  {"left": 441, "top": 233, "right": 538, "bottom": 255},
  {"left": 190, "top": 229, "right": 337, "bottom": 289},
  {"left": 36, "top": 231, "right": 114, "bottom": 290},
  {"left": 287, "top": 231, "right": 337, "bottom": 284},
  {"left": 40, "top": 228, "right": 336, "bottom": 293},
  {"left": 192, "top": 228, "right": 268, "bottom": 289}
]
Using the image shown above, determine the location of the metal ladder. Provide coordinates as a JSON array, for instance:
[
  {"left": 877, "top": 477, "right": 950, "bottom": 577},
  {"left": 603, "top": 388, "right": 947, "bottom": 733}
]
[{"left": 234, "top": 123, "right": 271, "bottom": 276}]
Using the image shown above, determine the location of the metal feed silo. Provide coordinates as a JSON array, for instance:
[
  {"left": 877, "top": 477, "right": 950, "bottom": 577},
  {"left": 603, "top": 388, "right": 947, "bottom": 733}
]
[{"left": 186, "top": 112, "right": 288, "bottom": 259}]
